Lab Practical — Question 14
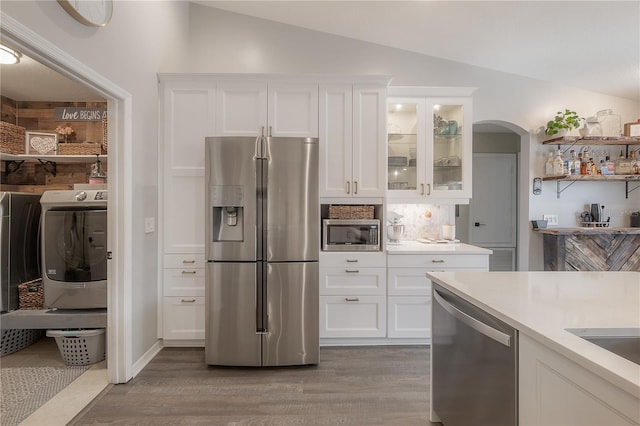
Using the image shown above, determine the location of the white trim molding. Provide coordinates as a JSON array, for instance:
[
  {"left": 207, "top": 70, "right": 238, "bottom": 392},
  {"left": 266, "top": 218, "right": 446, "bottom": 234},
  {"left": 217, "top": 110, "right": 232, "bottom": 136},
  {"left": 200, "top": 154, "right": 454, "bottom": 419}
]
[{"left": 1, "top": 12, "right": 134, "bottom": 383}]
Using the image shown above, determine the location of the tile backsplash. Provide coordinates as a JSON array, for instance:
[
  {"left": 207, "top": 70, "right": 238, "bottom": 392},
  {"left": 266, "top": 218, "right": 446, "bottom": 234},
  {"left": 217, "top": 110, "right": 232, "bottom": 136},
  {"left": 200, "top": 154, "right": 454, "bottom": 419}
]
[{"left": 387, "top": 204, "right": 456, "bottom": 241}]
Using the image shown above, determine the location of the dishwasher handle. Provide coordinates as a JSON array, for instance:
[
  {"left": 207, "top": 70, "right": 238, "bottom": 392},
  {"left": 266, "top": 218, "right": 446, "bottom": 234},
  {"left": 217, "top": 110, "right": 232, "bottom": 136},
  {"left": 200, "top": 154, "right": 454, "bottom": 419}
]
[{"left": 433, "top": 289, "right": 512, "bottom": 347}]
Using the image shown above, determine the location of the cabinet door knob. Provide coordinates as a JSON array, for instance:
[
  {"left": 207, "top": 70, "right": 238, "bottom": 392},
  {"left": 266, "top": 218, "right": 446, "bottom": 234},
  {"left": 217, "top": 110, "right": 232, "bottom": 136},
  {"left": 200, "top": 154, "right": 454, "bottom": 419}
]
[{"left": 345, "top": 297, "right": 360, "bottom": 302}]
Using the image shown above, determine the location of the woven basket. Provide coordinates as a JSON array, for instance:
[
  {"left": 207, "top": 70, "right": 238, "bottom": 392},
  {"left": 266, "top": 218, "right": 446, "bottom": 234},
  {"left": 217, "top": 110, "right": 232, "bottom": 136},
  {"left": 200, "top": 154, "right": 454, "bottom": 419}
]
[
  {"left": 328, "top": 205, "right": 375, "bottom": 219},
  {"left": 0, "top": 121, "right": 26, "bottom": 154},
  {"left": 18, "top": 278, "right": 44, "bottom": 310},
  {"left": 58, "top": 143, "right": 102, "bottom": 155}
]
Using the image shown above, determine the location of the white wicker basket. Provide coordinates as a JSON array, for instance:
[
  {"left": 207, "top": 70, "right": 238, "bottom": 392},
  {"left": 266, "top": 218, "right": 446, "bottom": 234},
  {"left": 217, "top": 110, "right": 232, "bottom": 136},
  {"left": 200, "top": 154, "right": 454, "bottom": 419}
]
[{"left": 47, "top": 329, "right": 105, "bottom": 366}]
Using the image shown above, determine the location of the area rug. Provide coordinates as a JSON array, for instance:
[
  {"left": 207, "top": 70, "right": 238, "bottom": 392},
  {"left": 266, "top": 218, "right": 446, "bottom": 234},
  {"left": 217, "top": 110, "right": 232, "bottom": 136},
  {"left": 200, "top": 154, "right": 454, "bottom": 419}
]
[{"left": 0, "top": 365, "right": 89, "bottom": 426}]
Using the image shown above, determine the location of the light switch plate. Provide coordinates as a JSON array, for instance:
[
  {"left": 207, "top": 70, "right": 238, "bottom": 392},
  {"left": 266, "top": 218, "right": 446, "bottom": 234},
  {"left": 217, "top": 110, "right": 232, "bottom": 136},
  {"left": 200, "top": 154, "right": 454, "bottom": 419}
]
[
  {"left": 144, "top": 217, "right": 155, "bottom": 233},
  {"left": 543, "top": 214, "right": 558, "bottom": 226}
]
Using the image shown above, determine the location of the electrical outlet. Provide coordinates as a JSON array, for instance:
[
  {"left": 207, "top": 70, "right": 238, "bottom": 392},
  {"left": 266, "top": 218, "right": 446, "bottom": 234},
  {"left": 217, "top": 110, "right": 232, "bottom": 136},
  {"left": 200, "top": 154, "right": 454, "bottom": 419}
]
[
  {"left": 144, "top": 217, "right": 155, "bottom": 233},
  {"left": 543, "top": 214, "right": 558, "bottom": 226}
]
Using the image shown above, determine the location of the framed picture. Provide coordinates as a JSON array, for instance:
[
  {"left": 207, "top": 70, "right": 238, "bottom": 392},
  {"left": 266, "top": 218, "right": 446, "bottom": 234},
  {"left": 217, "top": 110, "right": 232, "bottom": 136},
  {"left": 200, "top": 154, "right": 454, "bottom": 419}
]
[
  {"left": 25, "top": 131, "right": 57, "bottom": 155},
  {"left": 624, "top": 122, "right": 640, "bottom": 137}
]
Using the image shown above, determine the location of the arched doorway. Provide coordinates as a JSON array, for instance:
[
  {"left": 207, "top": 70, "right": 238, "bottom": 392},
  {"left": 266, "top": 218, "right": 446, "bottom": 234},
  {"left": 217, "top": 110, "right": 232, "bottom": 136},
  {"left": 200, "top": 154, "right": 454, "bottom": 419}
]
[{"left": 456, "top": 120, "right": 531, "bottom": 271}]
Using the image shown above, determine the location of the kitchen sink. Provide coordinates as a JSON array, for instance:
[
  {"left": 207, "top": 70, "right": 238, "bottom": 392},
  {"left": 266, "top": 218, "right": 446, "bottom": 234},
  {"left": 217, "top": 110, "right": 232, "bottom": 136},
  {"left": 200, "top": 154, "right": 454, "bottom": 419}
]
[{"left": 566, "top": 328, "right": 640, "bottom": 366}]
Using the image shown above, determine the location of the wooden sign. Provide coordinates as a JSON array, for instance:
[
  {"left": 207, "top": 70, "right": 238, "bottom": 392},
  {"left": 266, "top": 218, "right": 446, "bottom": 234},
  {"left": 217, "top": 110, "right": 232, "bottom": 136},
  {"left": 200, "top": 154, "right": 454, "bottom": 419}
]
[{"left": 55, "top": 107, "right": 107, "bottom": 122}]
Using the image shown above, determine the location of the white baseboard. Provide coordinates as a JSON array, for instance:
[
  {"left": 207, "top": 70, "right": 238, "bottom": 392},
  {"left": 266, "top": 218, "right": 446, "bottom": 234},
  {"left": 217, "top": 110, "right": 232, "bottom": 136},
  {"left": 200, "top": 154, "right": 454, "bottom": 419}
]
[
  {"left": 320, "top": 338, "right": 430, "bottom": 346},
  {"left": 130, "top": 339, "right": 163, "bottom": 379},
  {"left": 162, "top": 339, "right": 205, "bottom": 347}
]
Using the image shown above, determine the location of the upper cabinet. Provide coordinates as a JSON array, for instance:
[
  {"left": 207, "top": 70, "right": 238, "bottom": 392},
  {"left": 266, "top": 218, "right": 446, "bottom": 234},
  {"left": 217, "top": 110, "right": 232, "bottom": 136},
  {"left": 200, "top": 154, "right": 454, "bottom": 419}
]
[
  {"left": 387, "top": 88, "right": 474, "bottom": 202},
  {"left": 319, "top": 84, "right": 387, "bottom": 198},
  {"left": 216, "top": 80, "right": 318, "bottom": 138}
]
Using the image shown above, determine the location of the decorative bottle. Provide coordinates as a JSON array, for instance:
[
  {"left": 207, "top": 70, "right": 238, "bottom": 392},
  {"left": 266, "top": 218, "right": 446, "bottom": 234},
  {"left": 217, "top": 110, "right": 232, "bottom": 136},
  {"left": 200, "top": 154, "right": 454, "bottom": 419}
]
[
  {"left": 630, "top": 150, "right": 639, "bottom": 174},
  {"left": 569, "top": 150, "right": 578, "bottom": 175},
  {"left": 580, "top": 150, "right": 589, "bottom": 175},
  {"left": 553, "top": 149, "right": 564, "bottom": 176},
  {"left": 615, "top": 151, "right": 632, "bottom": 175},
  {"left": 545, "top": 152, "right": 554, "bottom": 176}
]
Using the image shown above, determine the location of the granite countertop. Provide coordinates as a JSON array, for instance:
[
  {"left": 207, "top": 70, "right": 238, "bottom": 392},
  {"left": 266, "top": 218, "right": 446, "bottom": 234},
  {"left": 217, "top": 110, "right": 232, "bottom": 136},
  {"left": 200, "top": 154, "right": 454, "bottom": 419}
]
[
  {"left": 534, "top": 227, "right": 640, "bottom": 235},
  {"left": 386, "top": 241, "right": 493, "bottom": 255},
  {"left": 426, "top": 271, "right": 640, "bottom": 397}
]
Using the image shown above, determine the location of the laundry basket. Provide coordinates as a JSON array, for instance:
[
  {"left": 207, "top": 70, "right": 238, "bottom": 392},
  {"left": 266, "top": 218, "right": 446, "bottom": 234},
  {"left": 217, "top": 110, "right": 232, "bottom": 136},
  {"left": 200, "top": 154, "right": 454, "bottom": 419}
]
[{"left": 46, "top": 329, "right": 105, "bottom": 366}]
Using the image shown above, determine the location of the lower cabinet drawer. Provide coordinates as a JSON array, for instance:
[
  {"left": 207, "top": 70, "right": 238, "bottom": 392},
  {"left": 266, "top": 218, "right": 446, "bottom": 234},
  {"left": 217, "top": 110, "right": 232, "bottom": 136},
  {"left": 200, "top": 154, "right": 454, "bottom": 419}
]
[
  {"left": 163, "top": 268, "right": 205, "bottom": 296},
  {"left": 162, "top": 296, "right": 205, "bottom": 340},
  {"left": 387, "top": 268, "right": 432, "bottom": 296},
  {"left": 387, "top": 295, "right": 431, "bottom": 339},
  {"left": 319, "top": 295, "right": 386, "bottom": 338},
  {"left": 320, "top": 267, "right": 386, "bottom": 296},
  {"left": 387, "top": 254, "right": 489, "bottom": 270}
]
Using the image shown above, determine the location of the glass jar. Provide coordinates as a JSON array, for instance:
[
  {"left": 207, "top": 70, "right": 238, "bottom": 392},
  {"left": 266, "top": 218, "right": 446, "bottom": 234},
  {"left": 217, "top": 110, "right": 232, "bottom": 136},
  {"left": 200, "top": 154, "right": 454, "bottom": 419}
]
[{"left": 597, "top": 109, "right": 621, "bottom": 137}]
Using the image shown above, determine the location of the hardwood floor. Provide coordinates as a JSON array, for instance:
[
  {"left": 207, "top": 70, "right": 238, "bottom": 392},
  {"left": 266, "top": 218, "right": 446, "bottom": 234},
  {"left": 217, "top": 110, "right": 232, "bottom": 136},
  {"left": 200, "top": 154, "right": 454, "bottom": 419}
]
[{"left": 71, "top": 346, "right": 440, "bottom": 425}]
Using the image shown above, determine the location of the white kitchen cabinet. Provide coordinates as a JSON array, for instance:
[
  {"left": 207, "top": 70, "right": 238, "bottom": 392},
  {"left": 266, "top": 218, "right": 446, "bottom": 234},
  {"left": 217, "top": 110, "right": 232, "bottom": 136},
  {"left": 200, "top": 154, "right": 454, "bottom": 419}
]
[
  {"left": 387, "top": 251, "right": 489, "bottom": 340},
  {"left": 519, "top": 334, "right": 639, "bottom": 425},
  {"left": 387, "top": 88, "right": 475, "bottom": 202},
  {"left": 319, "top": 84, "right": 387, "bottom": 198},
  {"left": 162, "top": 297, "right": 205, "bottom": 342},
  {"left": 319, "top": 252, "right": 387, "bottom": 340},
  {"left": 216, "top": 79, "right": 318, "bottom": 137},
  {"left": 161, "top": 254, "right": 205, "bottom": 343},
  {"left": 320, "top": 295, "right": 386, "bottom": 338},
  {"left": 160, "top": 78, "right": 214, "bottom": 254}
]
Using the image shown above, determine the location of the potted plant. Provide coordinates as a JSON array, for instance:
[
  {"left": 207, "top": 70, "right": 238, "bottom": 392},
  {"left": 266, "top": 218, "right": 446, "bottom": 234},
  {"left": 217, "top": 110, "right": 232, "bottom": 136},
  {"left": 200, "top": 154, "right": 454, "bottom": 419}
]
[{"left": 545, "top": 109, "right": 581, "bottom": 136}]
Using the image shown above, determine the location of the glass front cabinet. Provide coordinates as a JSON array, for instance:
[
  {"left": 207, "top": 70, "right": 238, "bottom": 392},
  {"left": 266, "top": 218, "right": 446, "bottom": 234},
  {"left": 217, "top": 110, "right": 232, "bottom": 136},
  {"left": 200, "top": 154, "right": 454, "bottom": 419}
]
[{"left": 387, "top": 89, "right": 473, "bottom": 202}]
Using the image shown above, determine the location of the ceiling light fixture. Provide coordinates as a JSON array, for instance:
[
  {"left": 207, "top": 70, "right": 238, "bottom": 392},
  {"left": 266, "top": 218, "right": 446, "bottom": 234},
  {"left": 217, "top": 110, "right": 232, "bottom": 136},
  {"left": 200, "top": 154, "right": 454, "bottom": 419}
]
[{"left": 0, "top": 44, "right": 21, "bottom": 65}]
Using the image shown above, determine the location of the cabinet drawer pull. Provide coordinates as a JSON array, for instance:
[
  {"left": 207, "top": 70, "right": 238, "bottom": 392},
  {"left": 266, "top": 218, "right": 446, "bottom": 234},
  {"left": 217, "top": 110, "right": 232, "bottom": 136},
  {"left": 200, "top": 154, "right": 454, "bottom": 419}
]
[
  {"left": 181, "top": 298, "right": 196, "bottom": 303},
  {"left": 431, "top": 259, "right": 445, "bottom": 263},
  {"left": 345, "top": 269, "right": 359, "bottom": 273},
  {"left": 354, "top": 181, "right": 358, "bottom": 194},
  {"left": 346, "top": 259, "right": 358, "bottom": 263},
  {"left": 421, "top": 183, "right": 425, "bottom": 195},
  {"left": 181, "top": 260, "right": 196, "bottom": 264},
  {"left": 345, "top": 297, "right": 360, "bottom": 302},
  {"left": 181, "top": 270, "right": 197, "bottom": 274},
  {"left": 346, "top": 181, "right": 351, "bottom": 194}
]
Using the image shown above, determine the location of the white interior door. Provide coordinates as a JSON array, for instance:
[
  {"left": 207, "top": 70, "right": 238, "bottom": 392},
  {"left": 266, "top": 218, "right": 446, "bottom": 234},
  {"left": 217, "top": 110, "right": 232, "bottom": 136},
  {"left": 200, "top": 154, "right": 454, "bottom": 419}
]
[{"left": 469, "top": 153, "right": 517, "bottom": 269}]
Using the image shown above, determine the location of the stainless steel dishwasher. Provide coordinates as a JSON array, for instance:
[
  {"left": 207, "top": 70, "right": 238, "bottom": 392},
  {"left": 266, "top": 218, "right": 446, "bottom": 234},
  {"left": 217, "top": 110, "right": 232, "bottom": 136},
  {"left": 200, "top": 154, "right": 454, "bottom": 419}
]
[{"left": 432, "top": 284, "right": 518, "bottom": 426}]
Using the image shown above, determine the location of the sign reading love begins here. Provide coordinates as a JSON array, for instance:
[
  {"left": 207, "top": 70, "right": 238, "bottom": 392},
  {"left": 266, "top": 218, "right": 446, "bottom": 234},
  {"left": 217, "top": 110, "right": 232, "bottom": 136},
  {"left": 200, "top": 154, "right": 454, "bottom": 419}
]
[{"left": 54, "top": 107, "right": 107, "bottom": 122}]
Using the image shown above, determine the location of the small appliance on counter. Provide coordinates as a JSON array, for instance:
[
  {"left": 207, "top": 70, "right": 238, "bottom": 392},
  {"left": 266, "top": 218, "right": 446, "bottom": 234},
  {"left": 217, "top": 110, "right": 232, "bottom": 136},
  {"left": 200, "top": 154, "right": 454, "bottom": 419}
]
[
  {"left": 631, "top": 211, "right": 640, "bottom": 227},
  {"left": 387, "top": 211, "right": 404, "bottom": 244}
]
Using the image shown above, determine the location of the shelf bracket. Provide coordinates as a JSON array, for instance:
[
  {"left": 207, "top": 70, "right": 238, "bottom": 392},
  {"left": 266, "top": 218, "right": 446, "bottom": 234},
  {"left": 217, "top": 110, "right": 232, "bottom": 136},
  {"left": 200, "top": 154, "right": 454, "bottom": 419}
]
[
  {"left": 4, "top": 160, "right": 25, "bottom": 176},
  {"left": 37, "top": 159, "right": 57, "bottom": 177},
  {"left": 556, "top": 180, "right": 577, "bottom": 199},
  {"left": 626, "top": 181, "right": 640, "bottom": 199}
]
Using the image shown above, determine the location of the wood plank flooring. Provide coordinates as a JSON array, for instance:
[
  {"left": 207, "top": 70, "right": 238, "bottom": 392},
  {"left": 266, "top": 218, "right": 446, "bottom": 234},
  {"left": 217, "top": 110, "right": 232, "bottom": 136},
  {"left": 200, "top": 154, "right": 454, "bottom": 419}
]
[{"left": 71, "top": 346, "right": 440, "bottom": 425}]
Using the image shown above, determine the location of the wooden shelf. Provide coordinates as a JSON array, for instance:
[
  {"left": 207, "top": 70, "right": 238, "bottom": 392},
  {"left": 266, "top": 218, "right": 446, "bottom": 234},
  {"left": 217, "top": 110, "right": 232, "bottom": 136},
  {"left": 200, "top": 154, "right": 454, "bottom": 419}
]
[
  {"left": 0, "top": 153, "right": 107, "bottom": 163},
  {"left": 542, "top": 136, "right": 640, "bottom": 145},
  {"left": 542, "top": 174, "right": 640, "bottom": 182}
]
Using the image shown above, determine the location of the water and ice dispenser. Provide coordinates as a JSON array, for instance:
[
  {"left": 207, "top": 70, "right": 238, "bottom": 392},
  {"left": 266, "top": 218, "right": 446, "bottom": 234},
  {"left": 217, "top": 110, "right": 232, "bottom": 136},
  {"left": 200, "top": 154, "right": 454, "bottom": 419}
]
[{"left": 210, "top": 186, "right": 244, "bottom": 242}]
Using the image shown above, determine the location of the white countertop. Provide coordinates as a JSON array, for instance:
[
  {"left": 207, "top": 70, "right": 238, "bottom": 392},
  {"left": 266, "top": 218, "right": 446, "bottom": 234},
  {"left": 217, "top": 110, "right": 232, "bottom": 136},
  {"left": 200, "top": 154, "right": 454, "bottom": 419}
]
[
  {"left": 386, "top": 240, "right": 493, "bottom": 255},
  {"left": 426, "top": 271, "right": 640, "bottom": 397}
]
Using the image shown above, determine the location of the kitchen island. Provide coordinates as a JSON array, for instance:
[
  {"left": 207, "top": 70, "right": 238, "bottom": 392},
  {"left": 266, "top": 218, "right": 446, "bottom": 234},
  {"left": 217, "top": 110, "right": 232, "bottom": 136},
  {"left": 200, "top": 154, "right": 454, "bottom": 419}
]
[
  {"left": 535, "top": 227, "right": 640, "bottom": 271},
  {"left": 427, "top": 271, "right": 640, "bottom": 425}
]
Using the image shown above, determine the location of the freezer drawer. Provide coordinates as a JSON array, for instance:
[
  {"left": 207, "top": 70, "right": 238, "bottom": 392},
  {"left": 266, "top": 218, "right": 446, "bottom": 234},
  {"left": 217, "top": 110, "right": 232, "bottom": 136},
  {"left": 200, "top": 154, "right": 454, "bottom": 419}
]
[
  {"left": 205, "top": 262, "right": 261, "bottom": 366},
  {"left": 263, "top": 262, "right": 319, "bottom": 366}
]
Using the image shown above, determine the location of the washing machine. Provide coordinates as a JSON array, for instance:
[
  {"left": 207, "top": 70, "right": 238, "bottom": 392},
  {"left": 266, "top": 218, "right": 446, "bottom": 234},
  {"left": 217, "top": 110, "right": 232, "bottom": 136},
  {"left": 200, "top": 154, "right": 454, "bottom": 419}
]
[{"left": 40, "top": 189, "right": 107, "bottom": 309}]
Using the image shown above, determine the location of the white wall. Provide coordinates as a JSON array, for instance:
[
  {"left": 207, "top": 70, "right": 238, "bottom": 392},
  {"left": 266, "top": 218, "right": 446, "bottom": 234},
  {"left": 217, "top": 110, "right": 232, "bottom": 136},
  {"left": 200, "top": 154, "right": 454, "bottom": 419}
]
[
  {"left": 1, "top": 1, "right": 191, "bottom": 367},
  {"left": 187, "top": 4, "right": 640, "bottom": 270}
]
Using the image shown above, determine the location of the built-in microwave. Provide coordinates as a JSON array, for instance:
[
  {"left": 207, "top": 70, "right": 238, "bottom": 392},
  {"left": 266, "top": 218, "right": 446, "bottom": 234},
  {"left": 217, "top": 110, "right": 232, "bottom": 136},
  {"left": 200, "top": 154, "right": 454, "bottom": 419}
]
[{"left": 322, "top": 219, "right": 381, "bottom": 251}]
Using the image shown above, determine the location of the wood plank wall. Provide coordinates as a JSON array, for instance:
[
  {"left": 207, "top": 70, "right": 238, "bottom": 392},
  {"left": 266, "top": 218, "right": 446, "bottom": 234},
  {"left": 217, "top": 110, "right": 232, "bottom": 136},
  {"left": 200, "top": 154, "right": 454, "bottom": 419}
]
[
  {"left": 543, "top": 234, "right": 640, "bottom": 271},
  {"left": 1, "top": 96, "right": 107, "bottom": 193}
]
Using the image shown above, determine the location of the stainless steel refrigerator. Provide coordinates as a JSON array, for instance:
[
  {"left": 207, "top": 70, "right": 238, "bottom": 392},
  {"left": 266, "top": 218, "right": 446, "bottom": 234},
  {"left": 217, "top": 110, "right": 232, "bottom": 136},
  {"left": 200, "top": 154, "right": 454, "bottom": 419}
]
[{"left": 204, "top": 136, "right": 319, "bottom": 367}]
